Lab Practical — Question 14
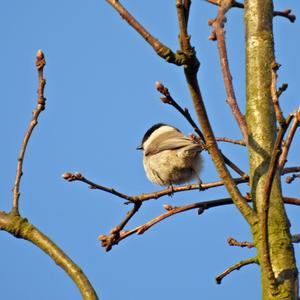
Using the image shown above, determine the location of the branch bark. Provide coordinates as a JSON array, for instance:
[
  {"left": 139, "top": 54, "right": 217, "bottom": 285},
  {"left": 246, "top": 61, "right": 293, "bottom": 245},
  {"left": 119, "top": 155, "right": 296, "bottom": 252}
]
[{"left": 0, "top": 211, "right": 98, "bottom": 300}]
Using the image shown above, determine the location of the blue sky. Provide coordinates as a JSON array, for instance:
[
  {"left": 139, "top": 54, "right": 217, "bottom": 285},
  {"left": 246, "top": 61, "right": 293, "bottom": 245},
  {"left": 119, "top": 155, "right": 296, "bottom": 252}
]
[{"left": 0, "top": 1, "right": 299, "bottom": 299}]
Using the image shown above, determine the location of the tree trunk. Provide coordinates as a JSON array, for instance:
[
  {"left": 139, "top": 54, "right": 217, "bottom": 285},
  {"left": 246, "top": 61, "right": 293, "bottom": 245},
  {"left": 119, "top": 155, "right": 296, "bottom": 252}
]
[{"left": 244, "top": 0, "right": 298, "bottom": 299}]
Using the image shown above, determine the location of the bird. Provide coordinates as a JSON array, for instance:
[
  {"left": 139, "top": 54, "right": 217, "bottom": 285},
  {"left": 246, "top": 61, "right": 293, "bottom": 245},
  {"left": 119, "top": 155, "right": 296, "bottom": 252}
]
[{"left": 137, "top": 123, "right": 204, "bottom": 187}]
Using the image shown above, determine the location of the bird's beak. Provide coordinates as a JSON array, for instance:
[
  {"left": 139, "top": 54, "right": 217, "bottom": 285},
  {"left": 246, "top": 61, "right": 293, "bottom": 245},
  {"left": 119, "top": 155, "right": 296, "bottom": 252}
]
[{"left": 136, "top": 145, "right": 143, "bottom": 150}]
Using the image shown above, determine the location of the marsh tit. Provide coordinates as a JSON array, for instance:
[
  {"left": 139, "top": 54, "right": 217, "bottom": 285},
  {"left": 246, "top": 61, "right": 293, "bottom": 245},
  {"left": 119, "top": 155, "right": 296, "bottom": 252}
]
[{"left": 137, "top": 123, "right": 204, "bottom": 187}]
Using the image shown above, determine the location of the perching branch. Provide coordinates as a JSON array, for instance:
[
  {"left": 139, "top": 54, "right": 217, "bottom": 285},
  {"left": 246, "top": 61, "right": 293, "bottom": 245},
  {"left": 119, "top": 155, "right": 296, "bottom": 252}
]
[
  {"left": 215, "top": 256, "right": 258, "bottom": 284},
  {"left": 208, "top": 1, "right": 248, "bottom": 143},
  {"left": 62, "top": 171, "right": 248, "bottom": 203},
  {"left": 63, "top": 167, "right": 299, "bottom": 204},
  {"left": 12, "top": 50, "right": 46, "bottom": 216}
]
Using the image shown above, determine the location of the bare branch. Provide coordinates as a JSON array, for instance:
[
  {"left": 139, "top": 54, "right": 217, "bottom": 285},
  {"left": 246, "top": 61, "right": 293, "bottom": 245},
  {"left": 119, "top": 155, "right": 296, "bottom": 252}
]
[
  {"left": 99, "top": 202, "right": 142, "bottom": 251},
  {"left": 62, "top": 171, "right": 248, "bottom": 203},
  {"left": 227, "top": 237, "right": 255, "bottom": 248},
  {"left": 208, "top": 1, "right": 248, "bottom": 143},
  {"left": 281, "top": 166, "right": 300, "bottom": 175},
  {"left": 176, "top": 0, "right": 191, "bottom": 51},
  {"left": 215, "top": 137, "right": 246, "bottom": 146},
  {"left": 97, "top": 195, "right": 300, "bottom": 250},
  {"left": 215, "top": 257, "right": 258, "bottom": 284},
  {"left": 12, "top": 50, "right": 46, "bottom": 215},
  {"left": 273, "top": 9, "right": 296, "bottom": 23},
  {"left": 62, "top": 172, "right": 135, "bottom": 202},
  {"left": 271, "top": 61, "right": 285, "bottom": 125},
  {"left": 279, "top": 108, "right": 300, "bottom": 169},
  {"left": 98, "top": 197, "right": 244, "bottom": 250},
  {"left": 63, "top": 167, "right": 300, "bottom": 205},
  {"left": 106, "top": 0, "right": 189, "bottom": 66},
  {"left": 277, "top": 83, "right": 288, "bottom": 98},
  {"left": 285, "top": 174, "right": 300, "bottom": 184},
  {"left": 260, "top": 113, "right": 293, "bottom": 286},
  {"left": 292, "top": 234, "right": 300, "bottom": 243},
  {"left": 155, "top": 81, "right": 205, "bottom": 142}
]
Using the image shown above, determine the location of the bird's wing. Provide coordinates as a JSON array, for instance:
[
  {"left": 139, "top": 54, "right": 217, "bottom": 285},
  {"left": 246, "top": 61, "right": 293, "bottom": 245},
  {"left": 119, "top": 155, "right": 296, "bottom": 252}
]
[{"left": 145, "top": 132, "right": 202, "bottom": 155}]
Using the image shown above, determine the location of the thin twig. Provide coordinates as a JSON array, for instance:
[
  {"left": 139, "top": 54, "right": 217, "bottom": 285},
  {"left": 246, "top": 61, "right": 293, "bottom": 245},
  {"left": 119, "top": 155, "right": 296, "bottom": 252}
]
[
  {"left": 277, "top": 83, "right": 288, "bottom": 98},
  {"left": 292, "top": 234, "right": 300, "bottom": 243},
  {"left": 206, "top": 0, "right": 296, "bottom": 22},
  {"left": 12, "top": 50, "right": 46, "bottom": 215},
  {"left": 215, "top": 257, "right": 258, "bottom": 284},
  {"left": 279, "top": 108, "right": 300, "bottom": 169},
  {"left": 271, "top": 61, "right": 285, "bottom": 125},
  {"left": 260, "top": 114, "right": 293, "bottom": 287},
  {"left": 209, "top": 1, "right": 248, "bottom": 143},
  {"left": 227, "top": 236, "right": 255, "bottom": 248},
  {"left": 215, "top": 137, "right": 246, "bottom": 146},
  {"left": 273, "top": 9, "right": 296, "bottom": 23},
  {"left": 285, "top": 174, "right": 300, "bottom": 184}
]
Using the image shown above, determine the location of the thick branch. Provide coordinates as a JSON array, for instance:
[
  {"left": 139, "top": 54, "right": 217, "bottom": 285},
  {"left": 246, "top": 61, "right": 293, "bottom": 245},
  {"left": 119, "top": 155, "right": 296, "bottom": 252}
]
[
  {"left": 0, "top": 211, "right": 98, "bottom": 300},
  {"left": 106, "top": 0, "right": 188, "bottom": 66},
  {"left": 260, "top": 114, "right": 293, "bottom": 286},
  {"left": 12, "top": 50, "right": 46, "bottom": 215}
]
